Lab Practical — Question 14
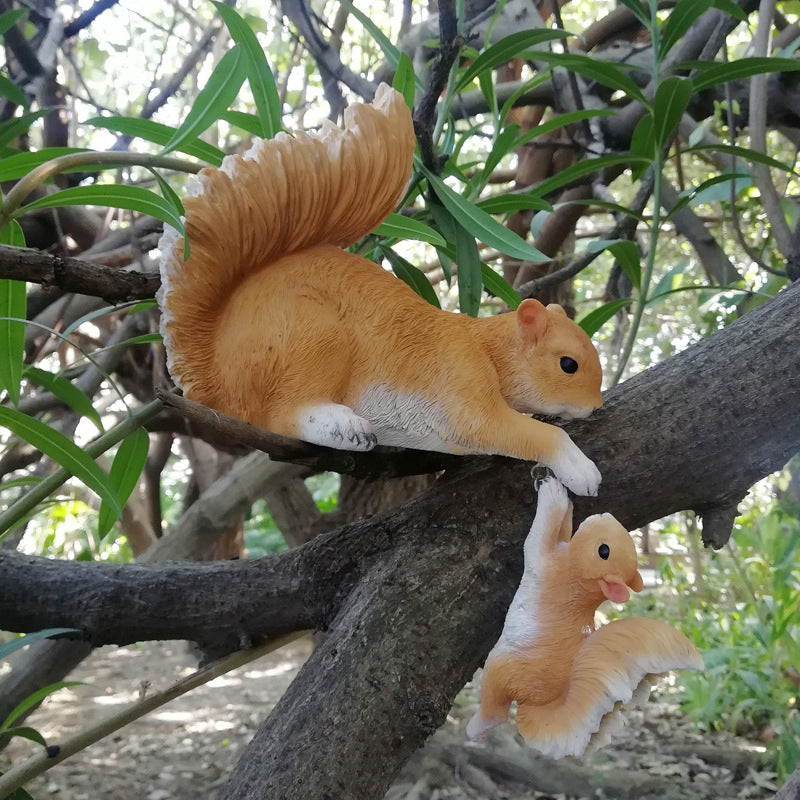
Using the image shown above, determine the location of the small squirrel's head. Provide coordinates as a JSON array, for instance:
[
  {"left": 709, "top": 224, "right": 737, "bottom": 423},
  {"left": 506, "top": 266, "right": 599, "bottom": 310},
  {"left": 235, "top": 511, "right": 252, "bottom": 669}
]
[
  {"left": 511, "top": 299, "right": 603, "bottom": 418},
  {"left": 568, "top": 513, "right": 644, "bottom": 606}
]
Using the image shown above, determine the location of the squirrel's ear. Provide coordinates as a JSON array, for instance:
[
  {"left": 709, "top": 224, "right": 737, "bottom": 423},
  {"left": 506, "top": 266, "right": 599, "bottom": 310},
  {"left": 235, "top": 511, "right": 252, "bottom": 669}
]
[
  {"left": 517, "top": 298, "right": 549, "bottom": 340},
  {"left": 546, "top": 303, "right": 568, "bottom": 318}
]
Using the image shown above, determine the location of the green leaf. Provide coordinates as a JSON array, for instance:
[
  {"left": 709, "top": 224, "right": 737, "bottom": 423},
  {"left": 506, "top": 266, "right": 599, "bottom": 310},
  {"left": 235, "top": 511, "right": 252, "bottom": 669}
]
[
  {"left": 214, "top": 3, "right": 282, "bottom": 137},
  {"left": 2, "top": 681, "right": 81, "bottom": 729},
  {"left": 474, "top": 123, "right": 518, "bottom": 194},
  {"left": 374, "top": 213, "right": 446, "bottom": 247},
  {"left": 683, "top": 143, "right": 797, "bottom": 174},
  {"left": 481, "top": 263, "right": 521, "bottom": 309},
  {"left": 220, "top": 110, "right": 265, "bottom": 137},
  {"left": 615, "top": 0, "right": 650, "bottom": 26},
  {"left": 531, "top": 154, "right": 650, "bottom": 200},
  {"left": 0, "top": 629, "right": 82, "bottom": 661},
  {"left": 0, "top": 407, "right": 122, "bottom": 518},
  {"left": 659, "top": 0, "right": 712, "bottom": 58},
  {"left": 0, "top": 726, "right": 47, "bottom": 747},
  {"left": 0, "top": 222, "right": 26, "bottom": 407},
  {"left": 511, "top": 108, "right": 616, "bottom": 149},
  {"left": 83, "top": 116, "right": 224, "bottom": 165},
  {"left": 424, "top": 167, "right": 549, "bottom": 263},
  {"left": 23, "top": 366, "right": 103, "bottom": 431},
  {"left": 380, "top": 246, "right": 441, "bottom": 308},
  {"left": 578, "top": 298, "right": 631, "bottom": 336},
  {"left": 0, "top": 148, "right": 86, "bottom": 182},
  {"left": 148, "top": 169, "right": 188, "bottom": 258},
  {"left": 629, "top": 113, "right": 655, "bottom": 177},
  {"left": 97, "top": 427, "right": 150, "bottom": 538},
  {"left": 529, "top": 51, "right": 648, "bottom": 105},
  {"left": 710, "top": 0, "right": 748, "bottom": 21},
  {"left": 161, "top": 44, "right": 247, "bottom": 156},
  {"left": 455, "top": 222, "right": 483, "bottom": 316},
  {"left": 19, "top": 185, "right": 186, "bottom": 235},
  {"left": 649, "top": 262, "right": 687, "bottom": 303},
  {"left": 0, "top": 73, "right": 27, "bottom": 108},
  {"left": 665, "top": 171, "right": 751, "bottom": 219},
  {"left": 687, "top": 57, "right": 800, "bottom": 92},
  {"left": 477, "top": 194, "right": 552, "bottom": 215},
  {"left": 455, "top": 29, "right": 573, "bottom": 92},
  {"left": 0, "top": 108, "right": 52, "bottom": 149},
  {"left": 0, "top": 8, "right": 26, "bottom": 36},
  {"left": 586, "top": 239, "right": 641, "bottom": 290},
  {"left": 653, "top": 76, "right": 694, "bottom": 150},
  {"left": 392, "top": 52, "right": 417, "bottom": 110}
]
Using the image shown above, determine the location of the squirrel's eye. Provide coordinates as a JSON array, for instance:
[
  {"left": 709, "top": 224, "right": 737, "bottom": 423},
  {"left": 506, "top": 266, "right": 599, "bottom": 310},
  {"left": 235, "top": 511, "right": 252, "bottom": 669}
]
[
  {"left": 598, "top": 543, "right": 610, "bottom": 560},
  {"left": 560, "top": 356, "right": 578, "bottom": 374}
]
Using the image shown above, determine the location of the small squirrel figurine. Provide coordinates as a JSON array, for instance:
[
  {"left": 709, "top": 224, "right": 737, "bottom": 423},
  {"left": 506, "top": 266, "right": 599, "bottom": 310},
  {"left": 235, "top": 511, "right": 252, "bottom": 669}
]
[
  {"left": 467, "top": 477, "right": 704, "bottom": 757},
  {"left": 158, "top": 85, "right": 603, "bottom": 495}
]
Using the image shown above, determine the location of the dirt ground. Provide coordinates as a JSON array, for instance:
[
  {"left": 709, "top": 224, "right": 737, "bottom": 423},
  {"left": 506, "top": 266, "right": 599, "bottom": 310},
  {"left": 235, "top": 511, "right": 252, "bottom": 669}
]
[{"left": 0, "top": 637, "right": 783, "bottom": 800}]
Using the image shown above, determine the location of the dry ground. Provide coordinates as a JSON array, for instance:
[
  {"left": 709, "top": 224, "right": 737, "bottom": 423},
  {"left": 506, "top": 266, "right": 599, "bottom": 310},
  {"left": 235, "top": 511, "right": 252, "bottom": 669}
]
[{"left": 0, "top": 637, "right": 781, "bottom": 800}]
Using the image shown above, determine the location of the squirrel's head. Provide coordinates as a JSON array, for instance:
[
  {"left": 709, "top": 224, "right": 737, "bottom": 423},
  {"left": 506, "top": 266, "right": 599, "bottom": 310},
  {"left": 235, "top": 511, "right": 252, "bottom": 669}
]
[
  {"left": 510, "top": 299, "right": 603, "bottom": 418},
  {"left": 567, "top": 513, "right": 644, "bottom": 606}
]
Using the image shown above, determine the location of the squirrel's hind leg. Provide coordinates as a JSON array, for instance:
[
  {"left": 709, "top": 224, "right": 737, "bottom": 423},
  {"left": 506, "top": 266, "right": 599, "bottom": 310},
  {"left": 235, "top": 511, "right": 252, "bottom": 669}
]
[{"left": 294, "top": 403, "right": 378, "bottom": 451}]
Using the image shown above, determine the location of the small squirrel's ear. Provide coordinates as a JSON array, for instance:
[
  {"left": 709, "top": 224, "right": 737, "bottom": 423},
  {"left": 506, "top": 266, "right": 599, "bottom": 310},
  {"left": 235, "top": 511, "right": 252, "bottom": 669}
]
[
  {"left": 517, "top": 298, "right": 549, "bottom": 340},
  {"left": 546, "top": 303, "right": 568, "bottom": 318}
]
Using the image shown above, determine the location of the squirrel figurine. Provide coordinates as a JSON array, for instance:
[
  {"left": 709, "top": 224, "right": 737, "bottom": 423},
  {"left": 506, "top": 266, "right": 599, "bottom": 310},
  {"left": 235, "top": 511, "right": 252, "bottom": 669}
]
[
  {"left": 467, "top": 477, "right": 704, "bottom": 757},
  {"left": 158, "top": 85, "right": 604, "bottom": 495}
]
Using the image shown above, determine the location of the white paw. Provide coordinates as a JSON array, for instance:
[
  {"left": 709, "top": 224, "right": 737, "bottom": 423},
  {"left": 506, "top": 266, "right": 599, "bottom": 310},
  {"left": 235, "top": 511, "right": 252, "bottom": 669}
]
[
  {"left": 466, "top": 712, "right": 498, "bottom": 741},
  {"left": 535, "top": 475, "right": 569, "bottom": 511},
  {"left": 298, "top": 403, "right": 378, "bottom": 451},
  {"left": 547, "top": 434, "right": 601, "bottom": 496}
]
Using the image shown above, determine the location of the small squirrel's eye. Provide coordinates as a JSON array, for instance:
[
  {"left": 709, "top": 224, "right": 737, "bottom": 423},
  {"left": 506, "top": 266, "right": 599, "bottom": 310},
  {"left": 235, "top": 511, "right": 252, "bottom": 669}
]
[
  {"left": 560, "top": 356, "right": 578, "bottom": 374},
  {"left": 598, "top": 543, "right": 610, "bottom": 560}
]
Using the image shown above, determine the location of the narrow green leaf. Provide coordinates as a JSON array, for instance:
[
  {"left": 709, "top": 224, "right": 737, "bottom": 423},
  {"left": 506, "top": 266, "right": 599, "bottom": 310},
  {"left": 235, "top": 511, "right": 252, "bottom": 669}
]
[
  {"left": 653, "top": 76, "right": 694, "bottom": 150},
  {"left": 19, "top": 185, "right": 186, "bottom": 234},
  {"left": 380, "top": 246, "right": 441, "bottom": 308},
  {"left": 683, "top": 143, "right": 797, "bottom": 174},
  {"left": 149, "top": 169, "right": 188, "bottom": 258},
  {"left": 0, "top": 8, "right": 26, "bottom": 36},
  {"left": 0, "top": 148, "right": 86, "bottom": 182},
  {"left": 374, "top": 213, "right": 446, "bottom": 247},
  {"left": 659, "top": 0, "right": 712, "bottom": 58},
  {"left": 425, "top": 167, "right": 549, "bottom": 263},
  {"left": 578, "top": 298, "right": 631, "bottom": 336},
  {"left": 511, "top": 108, "right": 616, "bottom": 149},
  {"left": 221, "top": 110, "right": 265, "bottom": 137},
  {"left": 2, "top": 682, "right": 81, "bottom": 729},
  {"left": 687, "top": 57, "right": 800, "bottom": 92},
  {"left": 0, "top": 726, "right": 47, "bottom": 747},
  {"left": 477, "top": 194, "right": 552, "bottom": 215},
  {"left": 0, "top": 73, "right": 27, "bottom": 108},
  {"left": 0, "top": 407, "right": 122, "bottom": 517},
  {"left": 474, "top": 123, "right": 518, "bottom": 195},
  {"left": 0, "top": 628, "right": 82, "bottom": 661},
  {"left": 481, "top": 263, "right": 521, "bottom": 309},
  {"left": 161, "top": 45, "right": 247, "bottom": 156},
  {"left": 665, "top": 171, "right": 751, "bottom": 219},
  {"left": 23, "top": 366, "right": 103, "bottom": 431},
  {"left": 0, "top": 221, "right": 26, "bottom": 407},
  {"left": 455, "top": 29, "right": 573, "bottom": 92},
  {"left": 215, "top": 3, "right": 281, "bottom": 137},
  {"left": 0, "top": 476, "right": 43, "bottom": 491},
  {"left": 615, "top": 0, "right": 650, "bottom": 26},
  {"left": 586, "top": 239, "right": 641, "bottom": 290},
  {"left": 83, "top": 116, "right": 224, "bottom": 165},
  {"left": 710, "top": 0, "right": 748, "bottom": 21},
  {"left": 531, "top": 154, "right": 650, "bottom": 200},
  {"left": 649, "top": 262, "right": 687, "bottom": 303},
  {"left": 97, "top": 427, "right": 150, "bottom": 538},
  {"left": 392, "top": 52, "right": 417, "bottom": 111},
  {"left": 529, "top": 51, "right": 648, "bottom": 105},
  {"left": 455, "top": 222, "right": 483, "bottom": 316},
  {"left": 0, "top": 108, "right": 52, "bottom": 149}
]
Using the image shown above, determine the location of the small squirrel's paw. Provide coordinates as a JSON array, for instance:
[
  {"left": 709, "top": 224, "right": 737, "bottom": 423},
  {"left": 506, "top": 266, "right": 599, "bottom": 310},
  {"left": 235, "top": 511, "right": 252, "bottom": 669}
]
[
  {"left": 298, "top": 403, "right": 378, "bottom": 451},
  {"left": 548, "top": 435, "right": 601, "bottom": 496},
  {"left": 534, "top": 474, "right": 569, "bottom": 509},
  {"left": 466, "top": 712, "right": 500, "bottom": 741}
]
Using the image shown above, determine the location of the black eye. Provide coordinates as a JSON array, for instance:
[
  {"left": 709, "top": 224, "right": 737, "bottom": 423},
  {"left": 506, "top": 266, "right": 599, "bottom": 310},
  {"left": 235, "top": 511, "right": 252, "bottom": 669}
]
[
  {"left": 598, "top": 543, "right": 610, "bottom": 560},
  {"left": 560, "top": 356, "right": 578, "bottom": 374}
]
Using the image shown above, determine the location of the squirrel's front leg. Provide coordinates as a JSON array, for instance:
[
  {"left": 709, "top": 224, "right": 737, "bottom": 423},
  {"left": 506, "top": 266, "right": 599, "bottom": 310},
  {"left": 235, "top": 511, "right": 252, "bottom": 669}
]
[{"left": 471, "top": 404, "right": 601, "bottom": 496}]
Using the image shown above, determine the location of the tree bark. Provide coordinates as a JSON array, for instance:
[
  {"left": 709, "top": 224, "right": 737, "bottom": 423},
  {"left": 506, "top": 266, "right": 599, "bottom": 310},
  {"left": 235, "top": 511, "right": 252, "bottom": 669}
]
[{"left": 1, "top": 281, "right": 799, "bottom": 798}]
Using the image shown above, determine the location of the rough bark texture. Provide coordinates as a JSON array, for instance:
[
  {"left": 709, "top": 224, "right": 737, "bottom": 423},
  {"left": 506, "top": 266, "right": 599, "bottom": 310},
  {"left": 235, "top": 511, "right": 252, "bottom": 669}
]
[{"left": 1, "top": 282, "right": 799, "bottom": 799}]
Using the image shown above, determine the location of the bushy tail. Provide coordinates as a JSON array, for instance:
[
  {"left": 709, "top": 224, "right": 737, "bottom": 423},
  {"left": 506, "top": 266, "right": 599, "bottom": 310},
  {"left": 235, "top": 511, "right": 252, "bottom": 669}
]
[{"left": 158, "top": 83, "right": 415, "bottom": 393}]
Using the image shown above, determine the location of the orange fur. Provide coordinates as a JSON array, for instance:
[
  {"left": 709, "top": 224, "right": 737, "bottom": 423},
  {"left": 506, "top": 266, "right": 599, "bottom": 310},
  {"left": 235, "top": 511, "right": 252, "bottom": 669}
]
[
  {"left": 467, "top": 479, "right": 703, "bottom": 756},
  {"left": 158, "top": 86, "right": 604, "bottom": 494}
]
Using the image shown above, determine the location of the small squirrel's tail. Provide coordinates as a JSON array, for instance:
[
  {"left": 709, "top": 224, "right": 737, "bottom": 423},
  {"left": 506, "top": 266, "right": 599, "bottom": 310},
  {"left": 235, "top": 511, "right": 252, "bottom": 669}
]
[{"left": 158, "top": 83, "right": 415, "bottom": 395}]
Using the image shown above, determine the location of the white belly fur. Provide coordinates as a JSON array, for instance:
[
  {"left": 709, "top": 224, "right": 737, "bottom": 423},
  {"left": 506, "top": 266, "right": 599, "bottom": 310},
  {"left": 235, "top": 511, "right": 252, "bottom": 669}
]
[{"left": 355, "top": 383, "right": 458, "bottom": 452}]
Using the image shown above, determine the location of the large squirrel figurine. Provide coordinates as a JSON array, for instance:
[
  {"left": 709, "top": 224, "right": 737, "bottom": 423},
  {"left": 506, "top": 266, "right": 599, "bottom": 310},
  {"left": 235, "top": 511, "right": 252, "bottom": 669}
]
[
  {"left": 158, "top": 85, "right": 603, "bottom": 495},
  {"left": 467, "top": 477, "right": 704, "bottom": 757}
]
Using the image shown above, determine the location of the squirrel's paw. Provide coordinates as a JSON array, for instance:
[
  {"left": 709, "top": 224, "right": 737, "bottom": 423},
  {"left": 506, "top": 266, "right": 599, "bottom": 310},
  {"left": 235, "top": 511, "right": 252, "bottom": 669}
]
[
  {"left": 297, "top": 403, "right": 378, "bottom": 451},
  {"left": 546, "top": 433, "right": 601, "bottom": 496}
]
